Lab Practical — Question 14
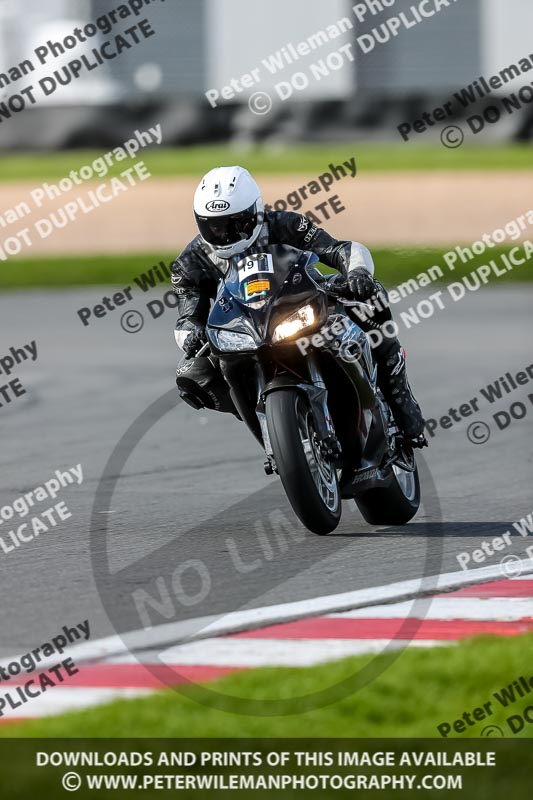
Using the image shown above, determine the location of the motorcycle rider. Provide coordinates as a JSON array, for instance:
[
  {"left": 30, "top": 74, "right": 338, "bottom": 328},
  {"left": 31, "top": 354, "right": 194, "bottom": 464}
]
[{"left": 172, "top": 166, "right": 427, "bottom": 448}]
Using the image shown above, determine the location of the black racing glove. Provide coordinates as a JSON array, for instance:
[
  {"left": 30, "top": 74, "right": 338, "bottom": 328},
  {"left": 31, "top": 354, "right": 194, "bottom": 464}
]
[
  {"left": 322, "top": 273, "right": 349, "bottom": 296},
  {"left": 181, "top": 322, "right": 207, "bottom": 358},
  {"left": 347, "top": 268, "right": 378, "bottom": 301}
]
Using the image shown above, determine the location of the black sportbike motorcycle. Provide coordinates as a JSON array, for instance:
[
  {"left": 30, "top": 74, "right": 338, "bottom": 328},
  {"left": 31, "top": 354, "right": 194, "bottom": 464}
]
[{"left": 197, "top": 244, "right": 420, "bottom": 535}]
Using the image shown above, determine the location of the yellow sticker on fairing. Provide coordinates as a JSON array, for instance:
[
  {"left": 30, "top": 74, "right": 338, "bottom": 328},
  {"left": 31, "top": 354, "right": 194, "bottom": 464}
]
[{"left": 245, "top": 279, "right": 270, "bottom": 300}]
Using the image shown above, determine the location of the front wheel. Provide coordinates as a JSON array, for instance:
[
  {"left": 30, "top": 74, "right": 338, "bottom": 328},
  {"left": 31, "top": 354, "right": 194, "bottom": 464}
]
[{"left": 265, "top": 389, "right": 341, "bottom": 535}]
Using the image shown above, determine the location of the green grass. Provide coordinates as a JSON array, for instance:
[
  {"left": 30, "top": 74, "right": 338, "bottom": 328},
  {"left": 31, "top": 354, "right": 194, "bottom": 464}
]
[
  {"left": 4, "top": 634, "right": 533, "bottom": 738},
  {"left": 0, "top": 253, "right": 175, "bottom": 289},
  {"left": 0, "top": 246, "right": 530, "bottom": 290},
  {"left": 0, "top": 143, "right": 531, "bottom": 183}
]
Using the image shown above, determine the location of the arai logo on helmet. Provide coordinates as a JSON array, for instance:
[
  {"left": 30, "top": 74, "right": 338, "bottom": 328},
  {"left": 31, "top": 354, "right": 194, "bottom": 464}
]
[{"left": 206, "top": 200, "right": 230, "bottom": 212}]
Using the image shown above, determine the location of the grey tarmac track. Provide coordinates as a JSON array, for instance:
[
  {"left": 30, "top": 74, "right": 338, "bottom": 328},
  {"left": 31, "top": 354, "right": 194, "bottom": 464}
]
[{"left": 0, "top": 285, "right": 532, "bottom": 657}]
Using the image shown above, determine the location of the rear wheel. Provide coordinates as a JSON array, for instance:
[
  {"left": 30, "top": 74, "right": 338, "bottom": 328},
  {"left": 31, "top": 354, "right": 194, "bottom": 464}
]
[{"left": 265, "top": 389, "right": 341, "bottom": 535}]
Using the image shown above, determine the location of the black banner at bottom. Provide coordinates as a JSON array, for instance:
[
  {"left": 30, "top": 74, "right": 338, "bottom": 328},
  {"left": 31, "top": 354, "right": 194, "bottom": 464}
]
[{"left": 0, "top": 739, "right": 531, "bottom": 798}]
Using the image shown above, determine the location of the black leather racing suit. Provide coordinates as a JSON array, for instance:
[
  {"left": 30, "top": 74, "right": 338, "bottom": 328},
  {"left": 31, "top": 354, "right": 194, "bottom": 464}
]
[{"left": 171, "top": 210, "right": 425, "bottom": 439}]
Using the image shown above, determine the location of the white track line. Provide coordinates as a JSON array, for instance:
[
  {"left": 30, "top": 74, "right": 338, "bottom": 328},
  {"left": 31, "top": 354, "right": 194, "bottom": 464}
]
[
  {"left": 157, "top": 638, "right": 445, "bottom": 667},
  {"left": 2, "top": 560, "right": 532, "bottom": 672},
  {"left": 332, "top": 597, "right": 533, "bottom": 620},
  {"left": 0, "top": 688, "right": 151, "bottom": 719}
]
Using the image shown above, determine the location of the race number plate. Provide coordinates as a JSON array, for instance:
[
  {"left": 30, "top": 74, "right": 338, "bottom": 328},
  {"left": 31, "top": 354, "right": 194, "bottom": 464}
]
[{"left": 238, "top": 253, "right": 274, "bottom": 283}]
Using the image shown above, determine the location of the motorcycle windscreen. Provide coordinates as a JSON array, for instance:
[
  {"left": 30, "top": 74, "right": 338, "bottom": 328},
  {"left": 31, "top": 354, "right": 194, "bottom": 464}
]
[
  {"left": 228, "top": 252, "right": 284, "bottom": 306},
  {"left": 222, "top": 246, "right": 321, "bottom": 307}
]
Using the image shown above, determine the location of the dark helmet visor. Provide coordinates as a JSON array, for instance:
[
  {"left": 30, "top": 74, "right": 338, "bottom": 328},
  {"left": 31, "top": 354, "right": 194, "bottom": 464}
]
[{"left": 195, "top": 203, "right": 258, "bottom": 247}]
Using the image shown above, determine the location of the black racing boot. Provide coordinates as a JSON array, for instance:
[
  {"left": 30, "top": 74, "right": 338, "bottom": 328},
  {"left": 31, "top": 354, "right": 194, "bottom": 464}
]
[{"left": 373, "top": 335, "right": 428, "bottom": 448}]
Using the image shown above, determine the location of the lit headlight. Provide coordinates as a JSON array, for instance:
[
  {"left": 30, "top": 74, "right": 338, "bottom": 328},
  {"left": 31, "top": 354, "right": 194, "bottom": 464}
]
[
  {"left": 273, "top": 305, "right": 315, "bottom": 342},
  {"left": 212, "top": 330, "right": 257, "bottom": 352}
]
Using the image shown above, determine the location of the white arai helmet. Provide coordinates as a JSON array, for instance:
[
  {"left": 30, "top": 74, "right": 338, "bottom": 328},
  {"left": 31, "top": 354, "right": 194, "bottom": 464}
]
[{"left": 193, "top": 166, "right": 264, "bottom": 259}]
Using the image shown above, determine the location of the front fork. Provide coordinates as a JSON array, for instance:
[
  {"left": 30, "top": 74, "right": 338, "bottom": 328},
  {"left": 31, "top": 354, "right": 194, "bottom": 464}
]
[
  {"left": 256, "top": 352, "right": 341, "bottom": 472},
  {"left": 306, "top": 353, "right": 339, "bottom": 454},
  {"left": 254, "top": 367, "right": 273, "bottom": 461}
]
